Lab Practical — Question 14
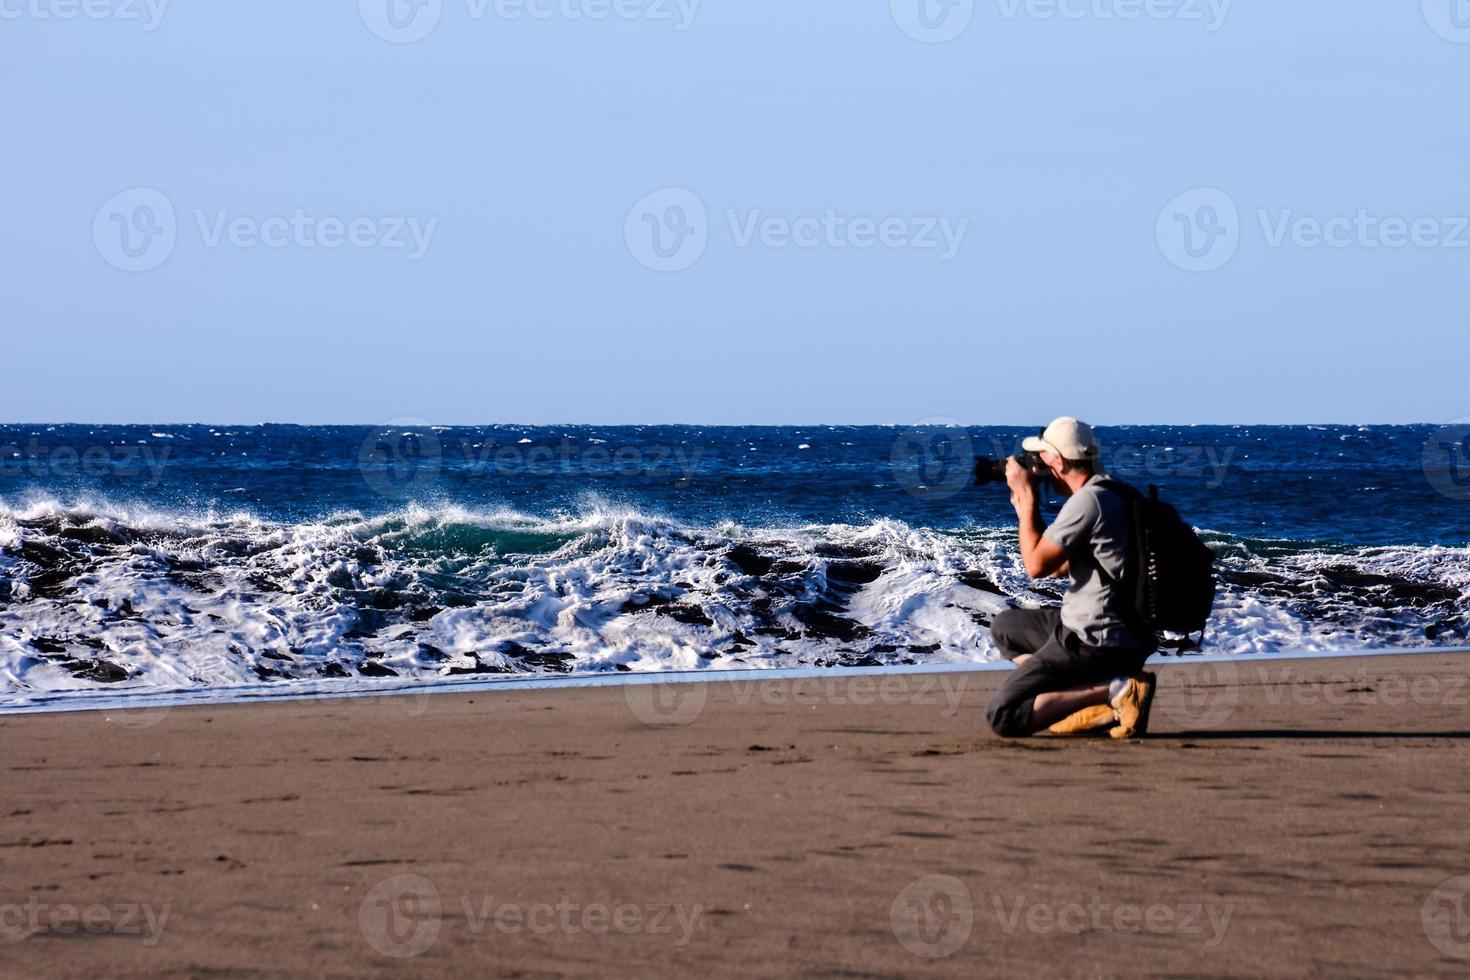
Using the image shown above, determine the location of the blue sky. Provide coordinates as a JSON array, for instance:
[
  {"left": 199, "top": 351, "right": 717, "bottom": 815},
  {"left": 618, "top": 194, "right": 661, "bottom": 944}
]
[{"left": 3, "top": 1, "right": 1467, "bottom": 425}]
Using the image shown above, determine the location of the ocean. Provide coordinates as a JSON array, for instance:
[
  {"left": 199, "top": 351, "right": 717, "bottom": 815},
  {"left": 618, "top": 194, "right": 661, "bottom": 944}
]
[{"left": 1, "top": 423, "right": 1466, "bottom": 711}]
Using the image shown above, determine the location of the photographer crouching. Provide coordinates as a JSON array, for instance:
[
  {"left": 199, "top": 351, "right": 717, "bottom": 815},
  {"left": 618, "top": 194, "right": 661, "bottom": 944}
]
[{"left": 983, "top": 417, "right": 1158, "bottom": 739}]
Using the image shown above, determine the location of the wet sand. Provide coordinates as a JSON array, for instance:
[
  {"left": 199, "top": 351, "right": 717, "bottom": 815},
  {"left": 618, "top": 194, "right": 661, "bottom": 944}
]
[{"left": 3, "top": 652, "right": 1470, "bottom": 978}]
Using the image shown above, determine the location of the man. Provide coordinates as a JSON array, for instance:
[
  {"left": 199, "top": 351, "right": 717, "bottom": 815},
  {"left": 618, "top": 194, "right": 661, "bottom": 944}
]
[{"left": 984, "top": 417, "right": 1157, "bottom": 739}]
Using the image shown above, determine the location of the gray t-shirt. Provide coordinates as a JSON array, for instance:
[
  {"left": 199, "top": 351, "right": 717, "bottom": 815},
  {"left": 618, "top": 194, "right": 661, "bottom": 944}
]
[{"left": 1042, "top": 475, "right": 1142, "bottom": 650}]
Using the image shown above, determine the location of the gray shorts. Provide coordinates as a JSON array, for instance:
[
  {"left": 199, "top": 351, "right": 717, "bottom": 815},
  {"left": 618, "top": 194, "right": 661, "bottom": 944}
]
[{"left": 984, "top": 607, "right": 1149, "bottom": 737}]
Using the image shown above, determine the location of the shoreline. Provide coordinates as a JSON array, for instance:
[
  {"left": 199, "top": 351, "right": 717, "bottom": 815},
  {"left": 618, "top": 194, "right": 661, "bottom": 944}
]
[
  {"left": 4, "top": 651, "right": 1469, "bottom": 977},
  {"left": 3, "top": 643, "right": 1467, "bottom": 718}
]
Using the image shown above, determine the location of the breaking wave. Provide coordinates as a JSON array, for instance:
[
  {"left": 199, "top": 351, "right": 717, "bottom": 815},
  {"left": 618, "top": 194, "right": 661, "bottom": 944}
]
[{"left": 1, "top": 495, "right": 1466, "bottom": 709}]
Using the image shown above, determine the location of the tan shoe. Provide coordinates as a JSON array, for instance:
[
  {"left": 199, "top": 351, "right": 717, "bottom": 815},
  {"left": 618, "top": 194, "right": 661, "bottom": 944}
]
[
  {"left": 1047, "top": 704, "right": 1117, "bottom": 736},
  {"left": 1109, "top": 671, "right": 1157, "bottom": 740}
]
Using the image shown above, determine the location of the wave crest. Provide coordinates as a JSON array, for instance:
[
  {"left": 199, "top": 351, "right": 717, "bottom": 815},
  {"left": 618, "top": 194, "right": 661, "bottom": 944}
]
[{"left": 1, "top": 495, "right": 1465, "bottom": 706}]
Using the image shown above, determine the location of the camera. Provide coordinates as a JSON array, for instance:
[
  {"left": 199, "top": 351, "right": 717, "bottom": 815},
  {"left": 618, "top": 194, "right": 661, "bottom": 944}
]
[{"left": 974, "top": 450, "right": 1046, "bottom": 486}]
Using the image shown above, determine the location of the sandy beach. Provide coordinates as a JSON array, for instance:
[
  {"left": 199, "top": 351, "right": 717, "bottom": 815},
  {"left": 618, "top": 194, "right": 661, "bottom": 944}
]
[{"left": 3, "top": 652, "right": 1469, "bottom": 978}]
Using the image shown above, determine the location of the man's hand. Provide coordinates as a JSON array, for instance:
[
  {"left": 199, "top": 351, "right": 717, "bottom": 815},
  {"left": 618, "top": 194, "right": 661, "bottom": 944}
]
[
  {"left": 1009, "top": 457, "right": 1068, "bottom": 579},
  {"left": 1005, "top": 456, "right": 1035, "bottom": 508}
]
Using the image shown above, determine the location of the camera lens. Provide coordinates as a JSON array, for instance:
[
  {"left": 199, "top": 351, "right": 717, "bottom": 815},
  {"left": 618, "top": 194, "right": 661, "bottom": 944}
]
[{"left": 973, "top": 456, "right": 1006, "bottom": 485}]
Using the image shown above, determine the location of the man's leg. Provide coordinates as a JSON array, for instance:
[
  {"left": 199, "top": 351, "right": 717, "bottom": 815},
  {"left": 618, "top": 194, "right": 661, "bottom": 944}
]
[
  {"left": 986, "top": 614, "right": 1118, "bottom": 737},
  {"left": 986, "top": 655, "right": 1112, "bottom": 737},
  {"left": 1037, "top": 652, "right": 1157, "bottom": 739},
  {"left": 1031, "top": 683, "right": 1113, "bottom": 730},
  {"left": 986, "top": 609, "right": 1066, "bottom": 735},
  {"left": 989, "top": 608, "right": 1060, "bottom": 663}
]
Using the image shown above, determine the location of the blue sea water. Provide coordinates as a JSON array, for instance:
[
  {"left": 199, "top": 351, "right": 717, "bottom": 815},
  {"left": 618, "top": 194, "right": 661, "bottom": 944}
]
[{"left": 1, "top": 423, "right": 1466, "bottom": 708}]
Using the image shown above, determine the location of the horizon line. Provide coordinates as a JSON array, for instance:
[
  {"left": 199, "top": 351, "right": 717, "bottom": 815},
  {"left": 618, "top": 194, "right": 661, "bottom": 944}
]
[{"left": 0, "top": 419, "right": 1449, "bottom": 429}]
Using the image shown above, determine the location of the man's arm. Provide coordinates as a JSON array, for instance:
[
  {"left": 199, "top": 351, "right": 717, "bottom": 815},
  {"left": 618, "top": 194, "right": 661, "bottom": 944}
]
[{"left": 1005, "top": 459, "right": 1068, "bottom": 579}]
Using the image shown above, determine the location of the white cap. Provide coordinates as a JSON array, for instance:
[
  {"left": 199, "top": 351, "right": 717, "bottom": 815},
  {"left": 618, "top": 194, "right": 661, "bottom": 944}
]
[{"left": 1022, "top": 417, "right": 1100, "bottom": 463}]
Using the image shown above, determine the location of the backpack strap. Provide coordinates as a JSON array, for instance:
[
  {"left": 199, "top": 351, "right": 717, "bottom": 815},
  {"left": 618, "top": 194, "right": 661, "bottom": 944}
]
[
  {"left": 1086, "top": 478, "right": 1135, "bottom": 589},
  {"left": 1086, "top": 477, "right": 1154, "bottom": 645}
]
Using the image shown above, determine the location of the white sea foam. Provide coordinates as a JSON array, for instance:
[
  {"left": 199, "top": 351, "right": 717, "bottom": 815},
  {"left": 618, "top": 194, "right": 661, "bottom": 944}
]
[{"left": 0, "top": 495, "right": 1464, "bottom": 710}]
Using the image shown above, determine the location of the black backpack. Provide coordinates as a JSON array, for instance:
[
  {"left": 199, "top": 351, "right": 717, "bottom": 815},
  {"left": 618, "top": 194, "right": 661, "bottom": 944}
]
[{"left": 1093, "top": 479, "right": 1217, "bottom": 644}]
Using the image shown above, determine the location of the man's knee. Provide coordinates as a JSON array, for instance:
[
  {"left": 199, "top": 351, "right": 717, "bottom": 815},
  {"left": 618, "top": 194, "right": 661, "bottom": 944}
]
[
  {"left": 990, "top": 609, "right": 1028, "bottom": 661},
  {"left": 985, "top": 692, "right": 1033, "bottom": 738}
]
